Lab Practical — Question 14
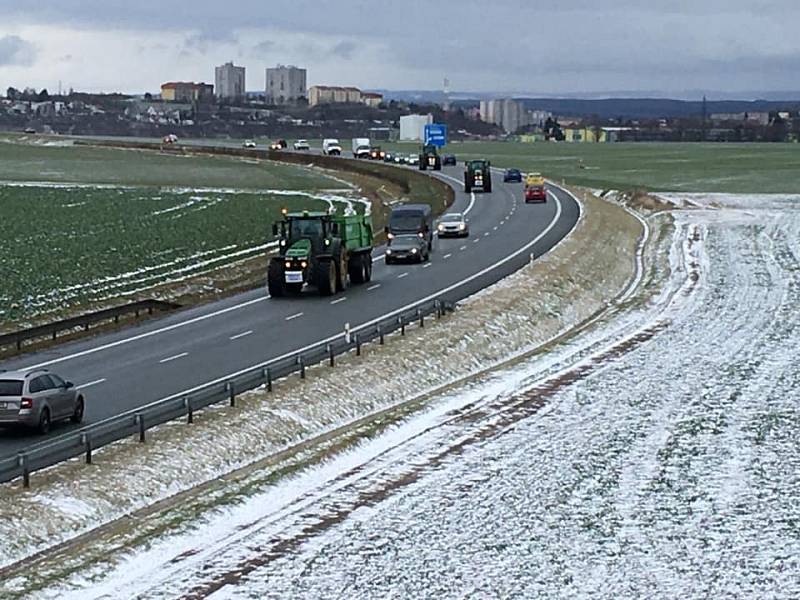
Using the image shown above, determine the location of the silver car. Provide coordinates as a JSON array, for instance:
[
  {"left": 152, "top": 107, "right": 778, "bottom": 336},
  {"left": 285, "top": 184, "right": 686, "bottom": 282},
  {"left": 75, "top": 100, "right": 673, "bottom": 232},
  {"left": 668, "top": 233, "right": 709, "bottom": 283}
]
[
  {"left": 437, "top": 212, "right": 469, "bottom": 238},
  {"left": 0, "top": 370, "right": 84, "bottom": 434}
]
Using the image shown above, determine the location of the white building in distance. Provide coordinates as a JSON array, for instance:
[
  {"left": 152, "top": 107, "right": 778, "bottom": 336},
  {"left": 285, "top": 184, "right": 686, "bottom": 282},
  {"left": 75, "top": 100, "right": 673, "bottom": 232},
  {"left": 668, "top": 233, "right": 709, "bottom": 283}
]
[
  {"left": 265, "top": 65, "right": 307, "bottom": 105},
  {"left": 215, "top": 61, "right": 246, "bottom": 100},
  {"left": 399, "top": 114, "right": 433, "bottom": 141}
]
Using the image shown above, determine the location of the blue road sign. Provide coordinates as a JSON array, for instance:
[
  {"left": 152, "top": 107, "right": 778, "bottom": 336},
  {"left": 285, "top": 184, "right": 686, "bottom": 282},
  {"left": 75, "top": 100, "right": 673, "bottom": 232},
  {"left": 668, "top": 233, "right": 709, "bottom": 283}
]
[{"left": 424, "top": 124, "right": 448, "bottom": 147}]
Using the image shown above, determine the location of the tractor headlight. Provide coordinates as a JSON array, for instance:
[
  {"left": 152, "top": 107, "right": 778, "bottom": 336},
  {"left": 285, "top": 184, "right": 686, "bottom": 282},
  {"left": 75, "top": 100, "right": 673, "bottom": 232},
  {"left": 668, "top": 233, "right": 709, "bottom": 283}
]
[
  {"left": 280, "top": 240, "right": 286, "bottom": 246},
  {"left": 418, "top": 232, "right": 424, "bottom": 238},
  {"left": 300, "top": 260, "right": 308, "bottom": 268},
  {"left": 387, "top": 233, "right": 395, "bottom": 240},
  {"left": 324, "top": 239, "right": 331, "bottom": 246},
  {"left": 285, "top": 261, "right": 292, "bottom": 269}
]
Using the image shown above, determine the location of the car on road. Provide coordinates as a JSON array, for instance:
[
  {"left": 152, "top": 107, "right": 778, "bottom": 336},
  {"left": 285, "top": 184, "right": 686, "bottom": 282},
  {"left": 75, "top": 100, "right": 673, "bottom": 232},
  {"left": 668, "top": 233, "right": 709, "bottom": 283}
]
[
  {"left": 407, "top": 154, "right": 420, "bottom": 166},
  {"left": 162, "top": 133, "right": 179, "bottom": 145},
  {"left": 385, "top": 234, "right": 429, "bottom": 264},
  {"left": 525, "top": 172, "right": 545, "bottom": 187},
  {"left": 270, "top": 139, "right": 288, "bottom": 151},
  {"left": 242, "top": 139, "right": 257, "bottom": 148},
  {"left": 503, "top": 168, "right": 523, "bottom": 183},
  {"left": 0, "top": 370, "right": 84, "bottom": 434},
  {"left": 369, "top": 146, "right": 386, "bottom": 160},
  {"left": 442, "top": 154, "right": 457, "bottom": 166},
  {"left": 525, "top": 185, "right": 547, "bottom": 203},
  {"left": 437, "top": 212, "right": 469, "bottom": 238},
  {"left": 293, "top": 139, "right": 310, "bottom": 151},
  {"left": 384, "top": 152, "right": 395, "bottom": 163}
]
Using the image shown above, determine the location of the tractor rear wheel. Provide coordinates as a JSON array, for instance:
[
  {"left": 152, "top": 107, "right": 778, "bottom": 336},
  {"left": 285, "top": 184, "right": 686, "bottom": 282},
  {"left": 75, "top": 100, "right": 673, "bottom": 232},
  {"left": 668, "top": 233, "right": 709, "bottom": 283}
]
[
  {"left": 267, "top": 260, "right": 285, "bottom": 297},
  {"left": 317, "top": 260, "right": 336, "bottom": 296},
  {"left": 349, "top": 253, "right": 366, "bottom": 284}
]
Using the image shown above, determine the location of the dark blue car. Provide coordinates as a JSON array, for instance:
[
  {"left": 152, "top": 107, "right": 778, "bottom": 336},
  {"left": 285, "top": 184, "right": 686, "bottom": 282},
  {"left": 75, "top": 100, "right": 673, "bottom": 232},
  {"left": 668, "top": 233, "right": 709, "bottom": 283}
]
[{"left": 503, "top": 168, "right": 523, "bottom": 183}]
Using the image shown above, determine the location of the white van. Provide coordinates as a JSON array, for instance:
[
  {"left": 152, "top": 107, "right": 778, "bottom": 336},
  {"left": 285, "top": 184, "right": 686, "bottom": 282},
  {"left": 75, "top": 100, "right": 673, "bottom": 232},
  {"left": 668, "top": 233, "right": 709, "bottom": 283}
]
[{"left": 322, "top": 139, "right": 342, "bottom": 156}]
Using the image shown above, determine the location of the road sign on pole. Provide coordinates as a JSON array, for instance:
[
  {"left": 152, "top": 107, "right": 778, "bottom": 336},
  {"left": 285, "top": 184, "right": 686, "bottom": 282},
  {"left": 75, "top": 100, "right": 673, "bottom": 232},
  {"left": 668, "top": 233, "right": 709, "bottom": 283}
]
[{"left": 424, "top": 124, "right": 448, "bottom": 147}]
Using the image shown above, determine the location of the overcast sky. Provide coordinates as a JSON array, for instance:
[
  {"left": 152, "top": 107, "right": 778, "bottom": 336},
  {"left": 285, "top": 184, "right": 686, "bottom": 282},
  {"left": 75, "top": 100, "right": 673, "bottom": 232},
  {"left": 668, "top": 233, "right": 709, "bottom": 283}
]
[{"left": 1, "top": 1, "right": 799, "bottom": 97}]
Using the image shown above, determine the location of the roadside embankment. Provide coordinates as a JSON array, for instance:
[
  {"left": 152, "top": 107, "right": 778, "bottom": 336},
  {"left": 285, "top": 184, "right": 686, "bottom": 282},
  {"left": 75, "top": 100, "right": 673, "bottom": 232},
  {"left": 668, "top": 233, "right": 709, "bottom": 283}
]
[{"left": 0, "top": 188, "right": 648, "bottom": 587}]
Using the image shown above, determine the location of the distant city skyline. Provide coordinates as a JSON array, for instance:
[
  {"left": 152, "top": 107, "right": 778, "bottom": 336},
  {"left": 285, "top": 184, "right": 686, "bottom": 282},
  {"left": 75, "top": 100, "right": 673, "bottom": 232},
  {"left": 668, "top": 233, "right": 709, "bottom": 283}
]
[{"left": 2, "top": 1, "right": 800, "bottom": 98}]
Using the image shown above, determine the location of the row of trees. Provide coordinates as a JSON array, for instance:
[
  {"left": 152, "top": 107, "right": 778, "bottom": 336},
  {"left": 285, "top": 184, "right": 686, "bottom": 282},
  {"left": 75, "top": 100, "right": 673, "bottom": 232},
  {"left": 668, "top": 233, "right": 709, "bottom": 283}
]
[{"left": 5, "top": 87, "right": 59, "bottom": 102}]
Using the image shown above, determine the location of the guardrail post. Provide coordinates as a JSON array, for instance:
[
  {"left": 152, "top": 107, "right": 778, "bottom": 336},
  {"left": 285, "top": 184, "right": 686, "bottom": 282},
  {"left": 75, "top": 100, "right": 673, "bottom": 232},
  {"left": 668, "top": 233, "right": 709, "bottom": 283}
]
[
  {"left": 399, "top": 316, "right": 405, "bottom": 336},
  {"left": 185, "top": 397, "right": 193, "bottom": 424},
  {"left": 328, "top": 344, "right": 335, "bottom": 367},
  {"left": 298, "top": 355, "right": 306, "bottom": 379},
  {"left": 266, "top": 367, "right": 273, "bottom": 392},
  {"left": 228, "top": 381, "right": 236, "bottom": 407},
  {"left": 18, "top": 454, "right": 29, "bottom": 488},
  {"left": 435, "top": 300, "right": 442, "bottom": 320},
  {"left": 17, "top": 337, "right": 22, "bottom": 351},
  {"left": 81, "top": 433, "right": 92, "bottom": 464},
  {"left": 418, "top": 308, "right": 425, "bottom": 328},
  {"left": 355, "top": 334, "right": 361, "bottom": 356},
  {"left": 378, "top": 325, "right": 384, "bottom": 345},
  {"left": 135, "top": 413, "right": 145, "bottom": 442}
]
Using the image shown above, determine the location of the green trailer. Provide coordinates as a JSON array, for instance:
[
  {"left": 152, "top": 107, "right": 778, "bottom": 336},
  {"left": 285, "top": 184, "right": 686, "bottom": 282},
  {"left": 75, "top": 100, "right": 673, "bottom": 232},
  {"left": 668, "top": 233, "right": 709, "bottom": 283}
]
[{"left": 268, "top": 210, "right": 374, "bottom": 297}]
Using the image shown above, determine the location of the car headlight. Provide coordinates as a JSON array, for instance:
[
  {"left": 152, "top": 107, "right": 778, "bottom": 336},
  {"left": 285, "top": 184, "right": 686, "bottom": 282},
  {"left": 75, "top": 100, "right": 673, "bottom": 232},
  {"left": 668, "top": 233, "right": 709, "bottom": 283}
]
[
  {"left": 410, "top": 248, "right": 418, "bottom": 254},
  {"left": 418, "top": 232, "right": 424, "bottom": 238},
  {"left": 437, "top": 224, "right": 444, "bottom": 232},
  {"left": 387, "top": 233, "right": 395, "bottom": 240},
  {"left": 459, "top": 223, "right": 466, "bottom": 230},
  {"left": 386, "top": 248, "right": 392, "bottom": 255}
]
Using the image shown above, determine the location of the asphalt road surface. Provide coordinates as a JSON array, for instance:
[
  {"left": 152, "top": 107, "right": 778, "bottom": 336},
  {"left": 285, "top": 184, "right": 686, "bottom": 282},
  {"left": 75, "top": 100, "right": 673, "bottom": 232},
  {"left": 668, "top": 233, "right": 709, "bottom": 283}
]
[{"left": 0, "top": 161, "right": 579, "bottom": 459}]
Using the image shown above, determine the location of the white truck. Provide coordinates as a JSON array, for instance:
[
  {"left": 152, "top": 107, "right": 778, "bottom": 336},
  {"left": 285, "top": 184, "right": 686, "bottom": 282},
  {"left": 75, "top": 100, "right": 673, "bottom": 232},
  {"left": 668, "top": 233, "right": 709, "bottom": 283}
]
[
  {"left": 351, "top": 138, "right": 371, "bottom": 159},
  {"left": 322, "top": 138, "right": 342, "bottom": 156}
]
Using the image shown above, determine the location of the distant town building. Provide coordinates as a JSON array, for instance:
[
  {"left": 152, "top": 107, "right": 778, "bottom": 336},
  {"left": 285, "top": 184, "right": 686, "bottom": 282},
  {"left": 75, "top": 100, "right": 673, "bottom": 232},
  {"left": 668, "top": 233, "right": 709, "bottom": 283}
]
[
  {"left": 361, "top": 92, "right": 384, "bottom": 108},
  {"left": 308, "top": 85, "right": 362, "bottom": 106},
  {"left": 265, "top": 65, "right": 307, "bottom": 105},
  {"left": 215, "top": 62, "right": 246, "bottom": 100},
  {"left": 160, "top": 82, "right": 214, "bottom": 103},
  {"left": 399, "top": 114, "right": 433, "bottom": 141},
  {"left": 480, "top": 98, "right": 532, "bottom": 133}
]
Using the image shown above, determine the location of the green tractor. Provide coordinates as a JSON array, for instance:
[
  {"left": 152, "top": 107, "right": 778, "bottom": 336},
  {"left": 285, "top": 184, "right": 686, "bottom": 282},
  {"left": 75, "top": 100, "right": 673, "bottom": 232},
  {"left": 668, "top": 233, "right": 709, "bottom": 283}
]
[
  {"left": 268, "top": 210, "right": 374, "bottom": 297},
  {"left": 464, "top": 159, "right": 492, "bottom": 193},
  {"left": 418, "top": 144, "right": 442, "bottom": 171}
]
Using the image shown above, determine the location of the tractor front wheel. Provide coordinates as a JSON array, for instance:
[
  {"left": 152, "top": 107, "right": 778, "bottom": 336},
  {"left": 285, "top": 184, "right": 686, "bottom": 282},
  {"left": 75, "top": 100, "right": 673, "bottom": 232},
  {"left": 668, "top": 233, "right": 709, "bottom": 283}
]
[{"left": 267, "top": 260, "right": 285, "bottom": 297}]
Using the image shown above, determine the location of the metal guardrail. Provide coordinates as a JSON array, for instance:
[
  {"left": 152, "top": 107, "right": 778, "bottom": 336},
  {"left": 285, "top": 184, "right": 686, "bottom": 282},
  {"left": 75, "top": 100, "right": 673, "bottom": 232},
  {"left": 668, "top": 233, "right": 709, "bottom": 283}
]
[
  {"left": 0, "top": 297, "right": 455, "bottom": 487},
  {"left": 0, "top": 299, "right": 182, "bottom": 354}
]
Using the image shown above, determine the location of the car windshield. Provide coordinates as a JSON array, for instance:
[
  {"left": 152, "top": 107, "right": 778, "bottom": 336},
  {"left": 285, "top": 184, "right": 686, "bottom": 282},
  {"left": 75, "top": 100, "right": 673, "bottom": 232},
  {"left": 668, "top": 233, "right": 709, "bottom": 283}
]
[
  {"left": 390, "top": 213, "right": 423, "bottom": 231},
  {"left": 441, "top": 213, "right": 462, "bottom": 222},
  {"left": 289, "top": 219, "right": 323, "bottom": 239},
  {"left": 0, "top": 380, "right": 23, "bottom": 396}
]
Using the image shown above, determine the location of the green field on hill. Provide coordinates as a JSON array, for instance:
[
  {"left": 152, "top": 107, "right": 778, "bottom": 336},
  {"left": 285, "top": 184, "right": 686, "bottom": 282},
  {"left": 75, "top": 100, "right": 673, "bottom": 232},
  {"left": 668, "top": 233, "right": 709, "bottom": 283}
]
[
  {"left": 382, "top": 141, "right": 800, "bottom": 194},
  {"left": 0, "top": 135, "right": 332, "bottom": 189}
]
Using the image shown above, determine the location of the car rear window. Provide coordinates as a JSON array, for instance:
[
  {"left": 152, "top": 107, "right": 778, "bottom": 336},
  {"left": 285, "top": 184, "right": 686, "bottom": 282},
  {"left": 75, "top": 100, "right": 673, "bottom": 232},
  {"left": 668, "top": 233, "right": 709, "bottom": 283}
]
[{"left": 0, "top": 380, "right": 23, "bottom": 396}]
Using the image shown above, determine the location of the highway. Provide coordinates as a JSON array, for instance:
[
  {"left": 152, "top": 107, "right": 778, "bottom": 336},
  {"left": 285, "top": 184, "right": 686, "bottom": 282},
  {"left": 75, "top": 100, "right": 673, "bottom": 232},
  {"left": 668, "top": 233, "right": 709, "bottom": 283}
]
[{"left": 0, "top": 161, "right": 580, "bottom": 459}]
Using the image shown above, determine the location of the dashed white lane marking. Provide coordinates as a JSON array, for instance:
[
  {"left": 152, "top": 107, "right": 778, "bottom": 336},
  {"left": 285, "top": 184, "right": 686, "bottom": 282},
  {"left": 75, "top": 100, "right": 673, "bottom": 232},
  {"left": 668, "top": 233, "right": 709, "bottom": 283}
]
[
  {"left": 473, "top": 238, "right": 480, "bottom": 243},
  {"left": 285, "top": 312, "right": 304, "bottom": 321},
  {"left": 330, "top": 297, "right": 347, "bottom": 305},
  {"left": 367, "top": 284, "right": 381, "bottom": 291},
  {"left": 397, "top": 272, "right": 409, "bottom": 279},
  {"left": 460, "top": 245, "right": 467, "bottom": 251},
  {"left": 443, "top": 253, "right": 452, "bottom": 259},
  {"left": 77, "top": 378, "right": 106, "bottom": 390},
  {"left": 484, "top": 232, "right": 490, "bottom": 237},
  {"left": 229, "top": 330, "right": 253, "bottom": 341},
  {"left": 159, "top": 352, "right": 188, "bottom": 364},
  {"left": 493, "top": 226, "right": 498, "bottom": 231},
  {"left": 422, "top": 263, "right": 432, "bottom": 269}
]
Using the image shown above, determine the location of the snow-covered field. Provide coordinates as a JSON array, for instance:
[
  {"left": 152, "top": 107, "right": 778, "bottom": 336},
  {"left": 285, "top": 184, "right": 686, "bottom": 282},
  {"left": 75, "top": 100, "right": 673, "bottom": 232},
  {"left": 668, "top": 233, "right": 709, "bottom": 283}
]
[{"left": 6, "top": 192, "right": 800, "bottom": 598}]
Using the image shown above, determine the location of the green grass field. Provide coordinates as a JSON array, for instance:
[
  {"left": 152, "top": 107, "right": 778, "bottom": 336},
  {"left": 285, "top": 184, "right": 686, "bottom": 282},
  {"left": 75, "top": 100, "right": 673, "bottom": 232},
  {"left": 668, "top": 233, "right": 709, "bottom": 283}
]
[
  {"left": 0, "top": 136, "right": 332, "bottom": 189},
  {"left": 0, "top": 184, "right": 366, "bottom": 324},
  {"left": 378, "top": 141, "right": 800, "bottom": 194}
]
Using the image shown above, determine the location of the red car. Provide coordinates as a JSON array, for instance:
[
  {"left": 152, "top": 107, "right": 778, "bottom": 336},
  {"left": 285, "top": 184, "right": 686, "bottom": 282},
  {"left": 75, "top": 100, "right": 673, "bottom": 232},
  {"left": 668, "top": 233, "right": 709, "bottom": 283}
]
[{"left": 525, "top": 185, "right": 547, "bottom": 203}]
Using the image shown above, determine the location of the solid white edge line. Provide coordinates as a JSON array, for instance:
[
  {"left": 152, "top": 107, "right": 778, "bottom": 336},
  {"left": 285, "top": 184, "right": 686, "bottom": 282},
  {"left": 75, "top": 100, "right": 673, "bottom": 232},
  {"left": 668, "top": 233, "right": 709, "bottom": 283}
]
[{"left": 30, "top": 183, "right": 576, "bottom": 442}]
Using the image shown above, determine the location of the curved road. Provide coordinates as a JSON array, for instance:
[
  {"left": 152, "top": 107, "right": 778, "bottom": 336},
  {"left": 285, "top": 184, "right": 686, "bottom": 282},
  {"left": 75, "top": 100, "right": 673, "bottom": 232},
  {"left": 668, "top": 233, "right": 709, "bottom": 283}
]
[{"left": 0, "top": 161, "right": 579, "bottom": 459}]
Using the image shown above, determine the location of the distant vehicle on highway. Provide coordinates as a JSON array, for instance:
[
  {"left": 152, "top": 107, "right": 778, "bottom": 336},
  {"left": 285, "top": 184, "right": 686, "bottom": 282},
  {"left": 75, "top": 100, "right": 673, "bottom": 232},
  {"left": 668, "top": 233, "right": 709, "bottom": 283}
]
[
  {"left": 385, "top": 234, "right": 429, "bottom": 264},
  {"left": 384, "top": 152, "right": 395, "bottom": 163},
  {"left": 270, "top": 139, "right": 288, "bottom": 151},
  {"left": 386, "top": 203, "right": 433, "bottom": 259},
  {"left": 503, "top": 168, "right": 523, "bottom": 183},
  {"left": 322, "top": 138, "right": 342, "bottom": 156},
  {"left": 407, "top": 154, "right": 420, "bottom": 166},
  {"left": 369, "top": 146, "right": 386, "bottom": 160},
  {"left": 525, "top": 184, "right": 547, "bottom": 203},
  {"left": 352, "top": 138, "right": 371, "bottom": 159},
  {"left": 525, "top": 172, "right": 545, "bottom": 187},
  {"left": 437, "top": 212, "right": 469, "bottom": 238},
  {"left": 442, "top": 154, "right": 457, "bottom": 166},
  {"left": 293, "top": 139, "right": 310, "bottom": 151},
  {"left": 0, "top": 370, "right": 84, "bottom": 434},
  {"left": 162, "top": 133, "right": 179, "bottom": 145},
  {"left": 242, "top": 139, "right": 257, "bottom": 148},
  {"left": 23, "top": 127, "right": 36, "bottom": 134}
]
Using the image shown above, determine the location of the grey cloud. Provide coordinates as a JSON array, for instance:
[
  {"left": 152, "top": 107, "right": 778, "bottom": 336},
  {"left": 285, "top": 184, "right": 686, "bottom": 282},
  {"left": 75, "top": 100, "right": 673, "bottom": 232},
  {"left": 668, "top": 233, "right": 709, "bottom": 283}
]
[
  {"left": 0, "top": 35, "right": 37, "bottom": 67},
  {"left": 183, "top": 29, "right": 237, "bottom": 55},
  {"left": 331, "top": 41, "right": 356, "bottom": 60},
  {"left": 251, "top": 40, "right": 275, "bottom": 56}
]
